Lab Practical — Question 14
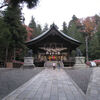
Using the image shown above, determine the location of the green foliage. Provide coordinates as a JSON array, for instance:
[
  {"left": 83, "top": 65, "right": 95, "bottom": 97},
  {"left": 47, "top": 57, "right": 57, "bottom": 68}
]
[
  {"left": 67, "top": 14, "right": 100, "bottom": 60},
  {"left": 97, "top": 25, "right": 100, "bottom": 43},
  {"left": 67, "top": 15, "right": 79, "bottom": 38},
  {"left": 29, "top": 16, "right": 37, "bottom": 36},
  {"left": 67, "top": 15, "right": 86, "bottom": 56},
  {"left": 36, "top": 24, "right": 42, "bottom": 35},
  {"left": 0, "top": 5, "right": 27, "bottom": 61},
  {"left": 28, "top": 16, "right": 42, "bottom": 37},
  {"left": 89, "top": 33, "right": 100, "bottom": 60},
  {"left": 4, "top": 5, "right": 27, "bottom": 48},
  {"left": 43, "top": 23, "right": 48, "bottom": 32},
  {"left": 62, "top": 21, "right": 67, "bottom": 34},
  {"left": 0, "top": 18, "right": 11, "bottom": 61},
  {"left": 0, "top": 18, "right": 10, "bottom": 47},
  {"left": 29, "top": 16, "right": 36, "bottom": 29},
  {"left": 86, "top": 16, "right": 100, "bottom": 60},
  {"left": 68, "top": 20, "right": 77, "bottom": 37},
  {"left": 94, "top": 14, "right": 100, "bottom": 25},
  {"left": 0, "top": 0, "right": 39, "bottom": 62}
]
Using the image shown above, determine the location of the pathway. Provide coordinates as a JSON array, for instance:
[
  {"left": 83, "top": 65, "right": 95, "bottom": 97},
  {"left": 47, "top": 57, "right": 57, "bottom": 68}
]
[
  {"left": 2, "top": 68, "right": 86, "bottom": 100},
  {"left": 86, "top": 67, "right": 100, "bottom": 100}
]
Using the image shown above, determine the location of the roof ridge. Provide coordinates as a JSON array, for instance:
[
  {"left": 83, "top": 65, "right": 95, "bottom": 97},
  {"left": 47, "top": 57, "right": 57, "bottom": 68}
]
[{"left": 26, "top": 24, "right": 81, "bottom": 44}]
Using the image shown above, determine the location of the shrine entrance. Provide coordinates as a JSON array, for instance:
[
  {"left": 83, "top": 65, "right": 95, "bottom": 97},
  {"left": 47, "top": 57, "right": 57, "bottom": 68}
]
[
  {"left": 38, "top": 44, "right": 69, "bottom": 62},
  {"left": 48, "top": 55, "right": 60, "bottom": 61}
]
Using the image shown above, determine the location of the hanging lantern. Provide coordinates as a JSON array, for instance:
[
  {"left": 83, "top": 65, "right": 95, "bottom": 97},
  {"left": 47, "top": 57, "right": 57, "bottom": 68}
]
[
  {"left": 58, "top": 52, "right": 60, "bottom": 55},
  {"left": 46, "top": 51, "right": 49, "bottom": 55},
  {"left": 52, "top": 52, "right": 54, "bottom": 55},
  {"left": 50, "top": 52, "right": 52, "bottom": 55}
]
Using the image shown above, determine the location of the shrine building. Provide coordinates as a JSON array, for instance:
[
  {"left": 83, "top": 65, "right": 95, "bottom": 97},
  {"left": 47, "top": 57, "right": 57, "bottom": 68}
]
[{"left": 26, "top": 24, "right": 81, "bottom": 67}]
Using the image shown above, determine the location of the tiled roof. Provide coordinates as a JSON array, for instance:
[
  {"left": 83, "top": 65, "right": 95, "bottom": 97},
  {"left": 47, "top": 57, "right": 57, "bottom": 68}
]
[{"left": 26, "top": 24, "right": 80, "bottom": 44}]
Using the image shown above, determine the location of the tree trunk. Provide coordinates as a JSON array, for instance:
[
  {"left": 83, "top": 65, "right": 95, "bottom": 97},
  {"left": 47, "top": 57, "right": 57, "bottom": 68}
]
[
  {"left": 5, "top": 46, "right": 8, "bottom": 62},
  {"left": 14, "top": 47, "right": 16, "bottom": 60},
  {"left": 85, "top": 36, "right": 89, "bottom": 61}
]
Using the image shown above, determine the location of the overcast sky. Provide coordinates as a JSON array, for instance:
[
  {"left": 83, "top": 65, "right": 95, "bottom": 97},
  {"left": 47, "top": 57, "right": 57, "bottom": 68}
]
[{"left": 22, "top": 0, "right": 100, "bottom": 29}]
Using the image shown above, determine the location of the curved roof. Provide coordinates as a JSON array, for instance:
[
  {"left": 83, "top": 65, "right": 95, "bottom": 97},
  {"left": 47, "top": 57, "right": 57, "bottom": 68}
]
[
  {"left": 26, "top": 24, "right": 81, "bottom": 49},
  {"left": 26, "top": 26, "right": 52, "bottom": 43}
]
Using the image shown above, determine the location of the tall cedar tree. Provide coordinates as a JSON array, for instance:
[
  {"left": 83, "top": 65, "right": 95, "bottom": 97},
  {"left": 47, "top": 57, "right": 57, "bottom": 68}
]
[
  {"left": 4, "top": 5, "right": 27, "bottom": 61},
  {"left": 89, "top": 33, "right": 100, "bottom": 60},
  {"left": 68, "top": 15, "right": 85, "bottom": 56},
  {"left": 62, "top": 21, "right": 67, "bottom": 34},
  {"left": 29, "top": 16, "right": 42, "bottom": 37},
  {"left": 0, "top": 17, "right": 11, "bottom": 61},
  {"left": 29, "top": 16, "right": 37, "bottom": 36},
  {"left": 43, "top": 23, "right": 48, "bottom": 32},
  {"left": 36, "top": 24, "right": 42, "bottom": 35},
  {"left": 68, "top": 15, "right": 78, "bottom": 37},
  {"left": 89, "top": 23, "right": 100, "bottom": 60}
]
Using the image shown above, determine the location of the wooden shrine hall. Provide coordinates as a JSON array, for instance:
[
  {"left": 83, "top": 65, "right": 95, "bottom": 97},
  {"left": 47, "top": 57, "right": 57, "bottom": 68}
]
[{"left": 26, "top": 24, "right": 81, "bottom": 67}]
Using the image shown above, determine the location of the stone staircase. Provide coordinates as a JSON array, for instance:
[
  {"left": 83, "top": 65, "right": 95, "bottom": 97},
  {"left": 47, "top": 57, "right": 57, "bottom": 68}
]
[{"left": 44, "top": 61, "right": 64, "bottom": 67}]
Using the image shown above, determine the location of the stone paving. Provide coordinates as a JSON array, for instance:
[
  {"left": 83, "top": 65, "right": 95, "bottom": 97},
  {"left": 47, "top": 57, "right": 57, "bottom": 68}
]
[
  {"left": 86, "top": 67, "right": 100, "bottom": 100},
  {"left": 2, "top": 68, "right": 86, "bottom": 100},
  {"left": 0, "top": 68, "right": 44, "bottom": 100},
  {"left": 64, "top": 68, "right": 93, "bottom": 93}
]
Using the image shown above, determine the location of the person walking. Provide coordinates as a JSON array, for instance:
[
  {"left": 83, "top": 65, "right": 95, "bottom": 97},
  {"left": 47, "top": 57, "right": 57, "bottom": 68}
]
[
  {"left": 53, "top": 62, "right": 56, "bottom": 70},
  {"left": 57, "top": 61, "right": 60, "bottom": 69}
]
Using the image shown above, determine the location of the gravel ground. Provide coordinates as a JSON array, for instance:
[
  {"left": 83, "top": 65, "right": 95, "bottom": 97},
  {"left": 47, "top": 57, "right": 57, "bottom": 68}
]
[
  {"left": 64, "top": 68, "right": 93, "bottom": 94},
  {"left": 0, "top": 67, "right": 44, "bottom": 99}
]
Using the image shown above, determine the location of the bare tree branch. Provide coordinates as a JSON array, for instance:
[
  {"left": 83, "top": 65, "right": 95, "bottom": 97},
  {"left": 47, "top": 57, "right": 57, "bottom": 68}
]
[
  {"left": 0, "top": 0, "right": 8, "bottom": 9},
  {"left": 0, "top": 4, "right": 8, "bottom": 9}
]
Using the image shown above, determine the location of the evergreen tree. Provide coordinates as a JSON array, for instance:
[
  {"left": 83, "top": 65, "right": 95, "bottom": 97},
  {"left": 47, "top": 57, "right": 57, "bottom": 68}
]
[
  {"left": 0, "top": 17, "right": 11, "bottom": 61},
  {"left": 62, "top": 21, "right": 67, "bottom": 34},
  {"left": 0, "top": 0, "right": 39, "bottom": 62},
  {"left": 67, "top": 15, "right": 86, "bottom": 56},
  {"left": 29, "top": 17, "right": 42, "bottom": 37},
  {"left": 43, "top": 23, "right": 48, "bottom": 32},
  {"left": 67, "top": 15, "right": 78, "bottom": 36},
  {"left": 88, "top": 15, "right": 100, "bottom": 60},
  {"left": 67, "top": 15, "right": 84, "bottom": 41},
  {"left": 72, "top": 15, "right": 78, "bottom": 21},
  {"left": 89, "top": 32, "right": 100, "bottom": 60},
  {"left": 4, "top": 5, "right": 27, "bottom": 61},
  {"left": 94, "top": 14, "right": 100, "bottom": 25},
  {"left": 29, "top": 16, "right": 37, "bottom": 35},
  {"left": 36, "top": 24, "right": 42, "bottom": 35}
]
